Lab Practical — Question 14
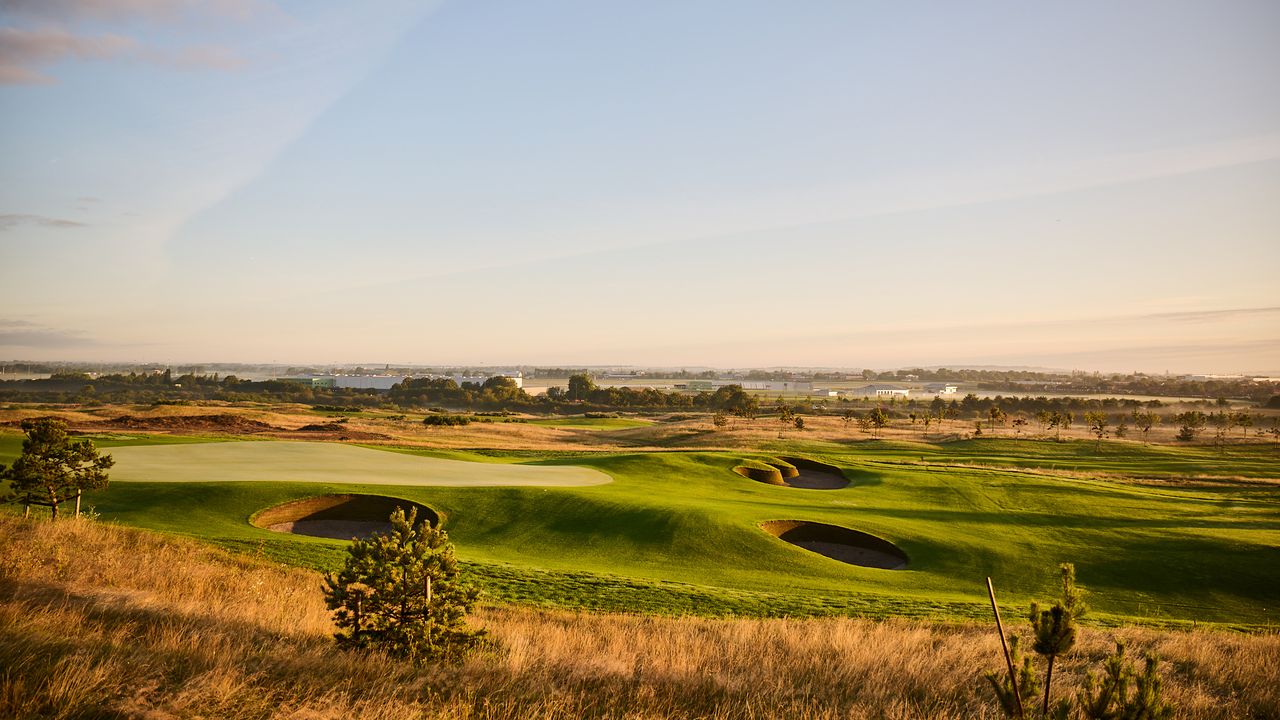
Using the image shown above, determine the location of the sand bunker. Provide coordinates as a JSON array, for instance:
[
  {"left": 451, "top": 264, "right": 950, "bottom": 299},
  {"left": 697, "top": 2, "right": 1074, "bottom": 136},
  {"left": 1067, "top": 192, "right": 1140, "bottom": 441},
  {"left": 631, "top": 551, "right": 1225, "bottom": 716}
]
[
  {"left": 734, "top": 457, "right": 849, "bottom": 489},
  {"left": 251, "top": 494, "right": 438, "bottom": 540},
  {"left": 761, "top": 520, "right": 908, "bottom": 569}
]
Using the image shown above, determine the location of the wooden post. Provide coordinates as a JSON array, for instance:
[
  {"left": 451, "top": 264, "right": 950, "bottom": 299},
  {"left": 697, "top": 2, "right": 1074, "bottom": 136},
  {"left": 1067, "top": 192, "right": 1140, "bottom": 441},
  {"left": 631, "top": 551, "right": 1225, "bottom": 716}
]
[
  {"left": 75, "top": 491, "right": 82, "bottom": 518},
  {"left": 987, "top": 577, "right": 1024, "bottom": 719},
  {"left": 425, "top": 575, "right": 433, "bottom": 607},
  {"left": 1043, "top": 655, "right": 1056, "bottom": 719}
]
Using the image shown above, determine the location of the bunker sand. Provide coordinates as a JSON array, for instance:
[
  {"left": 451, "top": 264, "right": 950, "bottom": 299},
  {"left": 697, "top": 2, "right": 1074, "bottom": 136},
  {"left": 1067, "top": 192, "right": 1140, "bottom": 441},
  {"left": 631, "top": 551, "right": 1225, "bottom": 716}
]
[
  {"left": 253, "top": 494, "right": 439, "bottom": 540},
  {"left": 761, "top": 520, "right": 908, "bottom": 570},
  {"left": 107, "top": 441, "right": 611, "bottom": 487}
]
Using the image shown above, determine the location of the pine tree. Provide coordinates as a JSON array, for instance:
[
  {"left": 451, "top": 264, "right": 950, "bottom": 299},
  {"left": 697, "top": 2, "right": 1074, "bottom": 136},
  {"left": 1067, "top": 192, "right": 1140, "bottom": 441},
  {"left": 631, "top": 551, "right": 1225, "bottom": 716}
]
[
  {"left": 1, "top": 418, "right": 113, "bottom": 519},
  {"left": 323, "top": 507, "right": 485, "bottom": 663}
]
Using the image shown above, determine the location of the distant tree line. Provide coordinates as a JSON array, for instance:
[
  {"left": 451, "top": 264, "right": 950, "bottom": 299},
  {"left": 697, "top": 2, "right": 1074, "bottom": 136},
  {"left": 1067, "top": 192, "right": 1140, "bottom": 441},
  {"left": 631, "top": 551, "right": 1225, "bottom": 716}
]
[
  {"left": 4, "top": 370, "right": 1275, "bottom": 421},
  {"left": 390, "top": 374, "right": 760, "bottom": 414},
  {"left": 0, "top": 372, "right": 386, "bottom": 408}
]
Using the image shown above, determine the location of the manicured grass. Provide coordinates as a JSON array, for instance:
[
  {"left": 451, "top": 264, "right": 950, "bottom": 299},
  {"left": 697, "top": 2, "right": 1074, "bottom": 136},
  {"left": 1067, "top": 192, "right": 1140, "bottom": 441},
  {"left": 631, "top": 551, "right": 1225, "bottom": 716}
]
[
  {"left": 106, "top": 441, "right": 611, "bottom": 487},
  {"left": 65, "top": 437, "right": 1280, "bottom": 628},
  {"left": 525, "top": 416, "right": 654, "bottom": 430},
  {"left": 766, "top": 436, "right": 1280, "bottom": 479}
]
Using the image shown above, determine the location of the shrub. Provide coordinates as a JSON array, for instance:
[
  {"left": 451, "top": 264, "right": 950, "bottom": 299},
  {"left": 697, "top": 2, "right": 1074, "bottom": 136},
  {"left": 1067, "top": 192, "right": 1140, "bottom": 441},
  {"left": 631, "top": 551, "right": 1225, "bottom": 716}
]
[
  {"left": 423, "top": 414, "right": 472, "bottom": 427},
  {"left": 986, "top": 564, "right": 1171, "bottom": 720}
]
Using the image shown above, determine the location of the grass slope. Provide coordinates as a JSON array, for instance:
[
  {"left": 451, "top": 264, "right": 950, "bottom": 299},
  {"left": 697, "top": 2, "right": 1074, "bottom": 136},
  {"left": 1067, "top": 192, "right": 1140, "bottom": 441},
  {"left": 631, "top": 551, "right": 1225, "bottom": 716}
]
[{"left": 50, "top": 437, "right": 1279, "bottom": 628}]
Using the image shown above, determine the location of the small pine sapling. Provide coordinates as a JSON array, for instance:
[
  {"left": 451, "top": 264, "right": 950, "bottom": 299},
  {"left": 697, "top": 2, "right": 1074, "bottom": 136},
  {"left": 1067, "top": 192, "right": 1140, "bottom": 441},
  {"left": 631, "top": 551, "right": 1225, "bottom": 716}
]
[
  {"left": 986, "top": 634, "right": 1040, "bottom": 719},
  {"left": 1030, "top": 564, "right": 1087, "bottom": 718},
  {"left": 1077, "top": 640, "right": 1173, "bottom": 720}
]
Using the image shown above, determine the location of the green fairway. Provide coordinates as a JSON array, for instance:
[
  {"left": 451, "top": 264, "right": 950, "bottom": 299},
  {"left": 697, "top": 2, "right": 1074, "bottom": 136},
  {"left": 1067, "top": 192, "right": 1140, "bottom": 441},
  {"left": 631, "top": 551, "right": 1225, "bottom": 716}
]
[
  {"left": 106, "top": 441, "right": 611, "bottom": 487},
  {"left": 51, "top": 436, "right": 1279, "bottom": 629}
]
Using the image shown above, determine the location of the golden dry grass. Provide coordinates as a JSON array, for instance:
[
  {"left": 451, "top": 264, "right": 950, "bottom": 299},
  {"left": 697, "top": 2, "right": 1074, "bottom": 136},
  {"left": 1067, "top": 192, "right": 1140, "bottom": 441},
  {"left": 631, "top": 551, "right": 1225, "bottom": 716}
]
[{"left": 2, "top": 516, "right": 1277, "bottom": 719}]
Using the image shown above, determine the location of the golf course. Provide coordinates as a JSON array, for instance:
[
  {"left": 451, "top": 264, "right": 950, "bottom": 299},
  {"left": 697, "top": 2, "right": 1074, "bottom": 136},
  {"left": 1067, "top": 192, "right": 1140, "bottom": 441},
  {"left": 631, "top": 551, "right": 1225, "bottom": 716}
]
[{"left": 5, "top": 430, "right": 1274, "bottom": 628}]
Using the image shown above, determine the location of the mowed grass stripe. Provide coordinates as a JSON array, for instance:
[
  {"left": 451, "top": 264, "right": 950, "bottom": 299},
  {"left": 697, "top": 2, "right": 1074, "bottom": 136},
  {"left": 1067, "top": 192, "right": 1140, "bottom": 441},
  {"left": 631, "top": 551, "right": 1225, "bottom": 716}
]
[{"left": 106, "top": 441, "right": 611, "bottom": 486}]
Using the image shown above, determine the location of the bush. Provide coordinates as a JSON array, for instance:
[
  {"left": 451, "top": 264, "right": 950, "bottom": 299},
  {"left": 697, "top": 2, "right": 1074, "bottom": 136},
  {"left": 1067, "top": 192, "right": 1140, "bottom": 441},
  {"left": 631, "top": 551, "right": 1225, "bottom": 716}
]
[{"left": 423, "top": 414, "right": 472, "bottom": 427}]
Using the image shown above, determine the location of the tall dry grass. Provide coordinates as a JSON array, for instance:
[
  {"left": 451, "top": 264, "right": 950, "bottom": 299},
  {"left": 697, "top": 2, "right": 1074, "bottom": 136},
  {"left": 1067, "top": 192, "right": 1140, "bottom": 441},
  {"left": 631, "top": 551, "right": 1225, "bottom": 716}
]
[{"left": 1, "top": 516, "right": 1276, "bottom": 719}]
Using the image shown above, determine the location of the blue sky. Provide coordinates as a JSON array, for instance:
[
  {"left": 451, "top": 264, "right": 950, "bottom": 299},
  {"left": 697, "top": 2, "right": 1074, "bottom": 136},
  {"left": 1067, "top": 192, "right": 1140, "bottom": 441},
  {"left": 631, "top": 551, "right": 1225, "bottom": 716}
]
[{"left": 2, "top": 0, "right": 1278, "bottom": 371}]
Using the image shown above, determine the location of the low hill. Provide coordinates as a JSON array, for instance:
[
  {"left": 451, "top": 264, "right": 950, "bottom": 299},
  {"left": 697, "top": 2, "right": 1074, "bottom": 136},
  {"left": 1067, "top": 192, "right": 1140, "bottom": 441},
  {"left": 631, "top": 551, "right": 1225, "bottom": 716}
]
[{"left": 2, "top": 516, "right": 1277, "bottom": 719}]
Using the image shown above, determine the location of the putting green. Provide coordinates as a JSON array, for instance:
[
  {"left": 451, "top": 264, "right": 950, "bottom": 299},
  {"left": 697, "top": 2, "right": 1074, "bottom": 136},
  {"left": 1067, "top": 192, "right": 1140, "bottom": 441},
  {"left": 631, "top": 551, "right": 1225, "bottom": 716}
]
[{"left": 107, "top": 441, "right": 611, "bottom": 487}]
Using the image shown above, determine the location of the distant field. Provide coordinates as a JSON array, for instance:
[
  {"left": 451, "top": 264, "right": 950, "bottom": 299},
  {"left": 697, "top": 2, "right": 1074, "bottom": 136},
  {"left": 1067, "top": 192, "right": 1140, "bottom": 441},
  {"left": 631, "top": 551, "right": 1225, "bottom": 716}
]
[
  {"left": 12, "top": 430, "right": 1271, "bottom": 629},
  {"left": 525, "top": 416, "right": 654, "bottom": 430}
]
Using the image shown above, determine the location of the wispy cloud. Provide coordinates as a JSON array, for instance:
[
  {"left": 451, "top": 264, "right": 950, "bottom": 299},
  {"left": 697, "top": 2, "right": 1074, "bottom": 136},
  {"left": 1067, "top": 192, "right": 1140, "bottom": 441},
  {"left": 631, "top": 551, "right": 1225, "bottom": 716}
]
[
  {"left": 0, "top": 27, "right": 136, "bottom": 83},
  {"left": 1140, "top": 306, "right": 1280, "bottom": 324},
  {"left": 0, "top": 26, "right": 245, "bottom": 84},
  {"left": 0, "top": 319, "right": 97, "bottom": 348},
  {"left": 0, "top": 213, "right": 87, "bottom": 230},
  {"left": 0, "top": 0, "right": 275, "bottom": 24}
]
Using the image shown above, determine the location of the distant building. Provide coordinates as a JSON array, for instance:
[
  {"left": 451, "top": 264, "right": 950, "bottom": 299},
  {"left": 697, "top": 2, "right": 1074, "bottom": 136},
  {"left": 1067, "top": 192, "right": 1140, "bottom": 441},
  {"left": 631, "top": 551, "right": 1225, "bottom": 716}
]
[
  {"left": 739, "top": 380, "right": 813, "bottom": 392},
  {"left": 847, "top": 384, "right": 910, "bottom": 398},
  {"left": 278, "top": 374, "right": 405, "bottom": 390},
  {"left": 334, "top": 375, "right": 405, "bottom": 390},
  {"left": 277, "top": 375, "right": 336, "bottom": 388},
  {"left": 923, "top": 383, "right": 959, "bottom": 395},
  {"left": 451, "top": 371, "right": 523, "bottom": 389},
  {"left": 681, "top": 379, "right": 813, "bottom": 393}
]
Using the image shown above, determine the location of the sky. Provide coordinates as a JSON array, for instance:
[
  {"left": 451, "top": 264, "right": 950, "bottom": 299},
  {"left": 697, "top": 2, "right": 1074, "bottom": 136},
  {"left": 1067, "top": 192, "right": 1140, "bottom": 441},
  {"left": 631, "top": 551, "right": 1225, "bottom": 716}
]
[{"left": 1, "top": 0, "right": 1278, "bottom": 373}]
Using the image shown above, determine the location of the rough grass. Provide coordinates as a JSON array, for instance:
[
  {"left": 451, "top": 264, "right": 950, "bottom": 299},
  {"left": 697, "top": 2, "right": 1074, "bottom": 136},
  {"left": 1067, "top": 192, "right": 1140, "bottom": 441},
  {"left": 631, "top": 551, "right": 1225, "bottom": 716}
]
[
  {"left": 2, "top": 516, "right": 1277, "bottom": 720},
  {"left": 524, "top": 416, "right": 655, "bottom": 430}
]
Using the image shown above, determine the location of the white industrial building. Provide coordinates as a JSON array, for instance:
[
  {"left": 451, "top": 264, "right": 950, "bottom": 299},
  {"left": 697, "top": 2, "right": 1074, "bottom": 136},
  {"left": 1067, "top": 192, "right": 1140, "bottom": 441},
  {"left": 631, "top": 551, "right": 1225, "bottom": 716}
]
[
  {"left": 923, "top": 383, "right": 958, "bottom": 395},
  {"left": 740, "top": 380, "right": 813, "bottom": 392},
  {"left": 682, "top": 379, "right": 813, "bottom": 392},
  {"left": 334, "top": 375, "right": 405, "bottom": 390}
]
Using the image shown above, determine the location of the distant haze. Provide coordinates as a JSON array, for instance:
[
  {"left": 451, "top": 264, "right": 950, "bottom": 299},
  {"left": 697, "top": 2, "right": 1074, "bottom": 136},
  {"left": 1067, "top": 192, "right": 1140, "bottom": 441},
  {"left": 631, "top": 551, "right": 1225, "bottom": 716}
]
[{"left": 2, "top": 2, "right": 1277, "bottom": 374}]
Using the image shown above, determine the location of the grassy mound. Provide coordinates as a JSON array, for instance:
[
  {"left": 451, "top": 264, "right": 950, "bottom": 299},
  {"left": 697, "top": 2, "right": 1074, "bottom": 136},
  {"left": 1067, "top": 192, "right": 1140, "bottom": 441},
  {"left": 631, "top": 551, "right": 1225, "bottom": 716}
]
[
  {"left": 734, "top": 456, "right": 848, "bottom": 489},
  {"left": 732, "top": 458, "right": 787, "bottom": 485}
]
